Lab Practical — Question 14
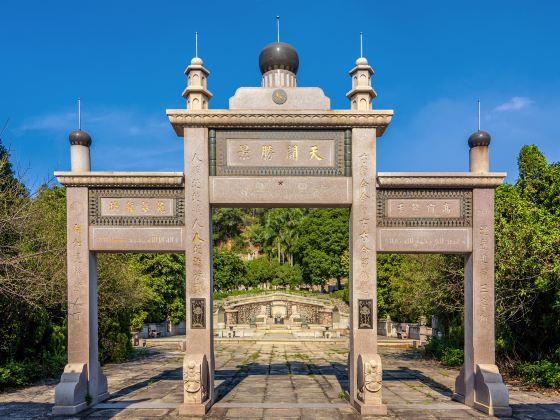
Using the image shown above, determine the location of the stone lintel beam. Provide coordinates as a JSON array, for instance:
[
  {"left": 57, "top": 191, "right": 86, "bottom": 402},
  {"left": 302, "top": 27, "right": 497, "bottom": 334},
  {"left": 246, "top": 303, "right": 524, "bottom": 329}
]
[
  {"left": 54, "top": 172, "right": 184, "bottom": 187},
  {"left": 209, "top": 176, "right": 352, "bottom": 208},
  {"left": 377, "top": 172, "right": 506, "bottom": 188},
  {"left": 166, "top": 109, "right": 394, "bottom": 137}
]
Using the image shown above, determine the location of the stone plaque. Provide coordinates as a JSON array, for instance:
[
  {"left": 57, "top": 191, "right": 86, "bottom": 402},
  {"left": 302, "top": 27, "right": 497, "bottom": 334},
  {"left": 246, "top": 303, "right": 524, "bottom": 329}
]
[
  {"left": 377, "top": 228, "right": 472, "bottom": 253},
  {"left": 386, "top": 199, "right": 461, "bottom": 218},
  {"left": 191, "top": 298, "right": 206, "bottom": 329},
  {"left": 215, "top": 130, "right": 345, "bottom": 176},
  {"left": 226, "top": 139, "right": 335, "bottom": 167},
  {"left": 209, "top": 176, "right": 352, "bottom": 207},
  {"left": 89, "top": 227, "right": 184, "bottom": 251},
  {"left": 89, "top": 188, "right": 184, "bottom": 226},
  {"left": 377, "top": 189, "right": 471, "bottom": 227},
  {"left": 99, "top": 198, "right": 174, "bottom": 217},
  {"left": 358, "top": 299, "right": 374, "bottom": 329}
]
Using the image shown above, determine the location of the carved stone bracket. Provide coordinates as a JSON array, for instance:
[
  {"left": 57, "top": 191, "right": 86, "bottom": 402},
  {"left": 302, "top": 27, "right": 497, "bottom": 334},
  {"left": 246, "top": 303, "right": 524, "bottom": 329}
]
[
  {"left": 474, "top": 364, "right": 511, "bottom": 416},
  {"left": 183, "top": 354, "right": 209, "bottom": 404},
  {"left": 357, "top": 354, "right": 383, "bottom": 406}
]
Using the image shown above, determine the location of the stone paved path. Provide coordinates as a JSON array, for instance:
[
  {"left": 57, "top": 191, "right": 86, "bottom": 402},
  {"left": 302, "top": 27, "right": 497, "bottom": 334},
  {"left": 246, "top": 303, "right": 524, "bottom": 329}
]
[{"left": 1, "top": 341, "right": 559, "bottom": 419}]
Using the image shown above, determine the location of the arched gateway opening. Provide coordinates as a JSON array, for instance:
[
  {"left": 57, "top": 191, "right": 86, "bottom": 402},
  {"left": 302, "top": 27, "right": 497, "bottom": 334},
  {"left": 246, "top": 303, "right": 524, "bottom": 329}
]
[{"left": 52, "top": 41, "right": 511, "bottom": 416}]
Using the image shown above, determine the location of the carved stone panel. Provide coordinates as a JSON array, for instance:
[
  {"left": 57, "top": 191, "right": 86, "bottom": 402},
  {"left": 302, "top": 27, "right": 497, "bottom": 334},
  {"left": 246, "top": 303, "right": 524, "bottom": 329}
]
[
  {"left": 191, "top": 298, "right": 206, "bottom": 329},
  {"left": 89, "top": 188, "right": 184, "bottom": 226},
  {"left": 377, "top": 189, "right": 472, "bottom": 228},
  {"left": 215, "top": 130, "right": 345, "bottom": 176},
  {"left": 358, "top": 299, "right": 374, "bottom": 329}
]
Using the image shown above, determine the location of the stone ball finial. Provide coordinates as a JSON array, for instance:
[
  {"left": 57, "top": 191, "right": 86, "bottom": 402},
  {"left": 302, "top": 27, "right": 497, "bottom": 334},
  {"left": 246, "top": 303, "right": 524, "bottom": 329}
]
[
  {"left": 356, "top": 57, "right": 369, "bottom": 66},
  {"left": 468, "top": 130, "right": 491, "bottom": 148},
  {"left": 69, "top": 130, "right": 92, "bottom": 147},
  {"left": 259, "top": 42, "right": 299, "bottom": 74},
  {"left": 191, "top": 57, "right": 203, "bottom": 65}
]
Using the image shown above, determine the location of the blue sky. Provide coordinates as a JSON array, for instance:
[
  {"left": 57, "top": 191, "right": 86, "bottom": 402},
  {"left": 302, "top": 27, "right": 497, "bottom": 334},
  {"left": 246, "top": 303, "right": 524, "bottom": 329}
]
[{"left": 1, "top": 0, "right": 559, "bottom": 189}]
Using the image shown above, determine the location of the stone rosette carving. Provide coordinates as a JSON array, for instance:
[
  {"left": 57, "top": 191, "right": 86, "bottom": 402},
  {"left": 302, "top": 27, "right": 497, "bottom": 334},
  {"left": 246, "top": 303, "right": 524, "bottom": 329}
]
[
  {"left": 357, "top": 354, "right": 383, "bottom": 404},
  {"left": 183, "top": 355, "right": 208, "bottom": 404}
]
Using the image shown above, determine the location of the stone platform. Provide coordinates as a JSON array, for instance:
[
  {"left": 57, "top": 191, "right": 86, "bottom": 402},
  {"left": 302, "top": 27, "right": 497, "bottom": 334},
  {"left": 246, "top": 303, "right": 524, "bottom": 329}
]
[{"left": 1, "top": 341, "right": 559, "bottom": 419}]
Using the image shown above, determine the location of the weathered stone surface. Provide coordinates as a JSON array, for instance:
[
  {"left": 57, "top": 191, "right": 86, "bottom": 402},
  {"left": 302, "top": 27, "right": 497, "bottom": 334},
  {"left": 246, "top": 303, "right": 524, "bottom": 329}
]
[
  {"left": 89, "top": 227, "right": 185, "bottom": 251},
  {"left": 54, "top": 188, "right": 108, "bottom": 415},
  {"left": 166, "top": 109, "right": 394, "bottom": 136},
  {"left": 183, "top": 126, "right": 214, "bottom": 410},
  {"left": 377, "top": 172, "right": 506, "bottom": 188},
  {"left": 13, "top": 342, "right": 552, "bottom": 418},
  {"left": 349, "top": 127, "right": 385, "bottom": 414},
  {"left": 55, "top": 171, "right": 184, "bottom": 187},
  {"left": 209, "top": 176, "right": 352, "bottom": 207},
  {"left": 455, "top": 188, "right": 509, "bottom": 414},
  {"left": 229, "top": 87, "right": 330, "bottom": 110},
  {"left": 377, "top": 228, "right": 472, "bottom": 253}
]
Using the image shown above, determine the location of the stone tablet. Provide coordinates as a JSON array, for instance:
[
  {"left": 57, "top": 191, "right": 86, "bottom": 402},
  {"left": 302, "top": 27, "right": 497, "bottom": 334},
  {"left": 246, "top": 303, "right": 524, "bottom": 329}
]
[
  {"left": 89, "top": 227, "right": 184, "bottom": 252},
  {"left": 214, "top": 130, "right": 346, "bottom": 176},
  {"left": 377, "top": 228, "right": 472, "bottom": 253}
]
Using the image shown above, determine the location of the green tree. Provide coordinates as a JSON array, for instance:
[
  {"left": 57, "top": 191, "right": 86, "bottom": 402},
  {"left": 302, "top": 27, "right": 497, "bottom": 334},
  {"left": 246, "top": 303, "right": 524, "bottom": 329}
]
[
  {"left": 245, "top": 256, "right": 279, "bottom": 289},
  {"left": 296, "top": 208, "right": 349, "bottom": 289},
  {"left": 212, "top": 208, "right": 245, "bottom": 245},
  {"left": 213, "top": 248, "right": 246, "bottom": 292},
  {"left": 133, "top": 254, "right": 185, "bottom": 324}
]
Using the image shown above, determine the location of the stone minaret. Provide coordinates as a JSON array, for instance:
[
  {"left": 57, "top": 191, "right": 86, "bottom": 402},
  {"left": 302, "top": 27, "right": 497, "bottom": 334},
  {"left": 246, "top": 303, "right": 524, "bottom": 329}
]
[
  {"left": 183, "top": 56, "right": 212, "bottom": 110},
  {"left": 347, "top": 56, "right": 377, "bottom": 110}
]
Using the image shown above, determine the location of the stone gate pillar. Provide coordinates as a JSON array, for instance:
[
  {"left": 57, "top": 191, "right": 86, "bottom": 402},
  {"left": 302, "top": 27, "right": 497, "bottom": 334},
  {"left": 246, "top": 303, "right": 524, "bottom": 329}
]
[
  {"left": 453, "top": 130, "right": 510, "bottom": 416},
  {"left": 53, "top": 186, "right": 108, "bottom": 415},
  {"left": 179, "top": 126, "right": 214, "bottom": 415},
  {"left": 53, "top": 129, "right": 108, "bottom": 415},
  {"left": 349, "top": 128, "right": 386, "bottom": 415}
]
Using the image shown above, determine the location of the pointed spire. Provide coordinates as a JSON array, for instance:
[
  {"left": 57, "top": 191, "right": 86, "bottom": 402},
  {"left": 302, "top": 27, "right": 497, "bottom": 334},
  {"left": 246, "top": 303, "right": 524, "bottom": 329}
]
[
  {"left": 276, "top": 16, "right": 280, "bottom": 43},
  {"left": 183, "top": 32, "right": 212, "bottom": 109},
  {"left": 347, "top": 32, "right": 376, "bottom": 110}
]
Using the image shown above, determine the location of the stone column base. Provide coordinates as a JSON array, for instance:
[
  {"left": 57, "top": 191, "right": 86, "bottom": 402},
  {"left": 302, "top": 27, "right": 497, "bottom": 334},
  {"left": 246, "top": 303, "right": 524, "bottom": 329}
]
[
  {"left": 352, "top": 399, "right": 388, "bottom": 415},
  {"left": 452, "top": 364, "right": 511, "bottom": 416},
  {"left": 52, "top": 362, "right": 110, "bottom": 415},
  {"left": 178, "top": 399, "right": 213, "bottom": 416},
  {"left": 473, "top": 364, "right": 511, "bottom": 417}
]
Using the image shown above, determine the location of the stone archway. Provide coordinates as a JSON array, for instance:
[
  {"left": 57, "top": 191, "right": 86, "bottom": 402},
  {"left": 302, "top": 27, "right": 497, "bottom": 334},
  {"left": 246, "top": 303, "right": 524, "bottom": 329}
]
[{"left": 53, "top": 39, "right": 511, "bottom": 417}]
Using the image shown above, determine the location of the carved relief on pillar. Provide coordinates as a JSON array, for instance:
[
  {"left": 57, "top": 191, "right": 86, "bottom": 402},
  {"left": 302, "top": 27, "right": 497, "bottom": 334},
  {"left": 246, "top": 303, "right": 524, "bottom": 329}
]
[
  {"left": 183, "top": 354, "right": 209, "bottom": 404},
  {"left": 357, "top": 354, "right": 383, "bottom": 404}
]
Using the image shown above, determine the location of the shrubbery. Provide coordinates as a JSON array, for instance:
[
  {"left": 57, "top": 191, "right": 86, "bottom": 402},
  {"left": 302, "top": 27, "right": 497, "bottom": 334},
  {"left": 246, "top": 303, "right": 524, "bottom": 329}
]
[
  {"left": 422, "top": 336, "right": 464, "bottom": 367},
  {"left": 517, "top": 360, "right": 560, "bottom": 388}
]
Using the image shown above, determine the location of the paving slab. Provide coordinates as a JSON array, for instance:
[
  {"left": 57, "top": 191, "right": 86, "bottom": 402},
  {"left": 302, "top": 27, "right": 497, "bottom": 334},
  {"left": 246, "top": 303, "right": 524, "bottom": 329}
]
[{"left": 1, "top": 341, "right": 559, "bottom": 419}]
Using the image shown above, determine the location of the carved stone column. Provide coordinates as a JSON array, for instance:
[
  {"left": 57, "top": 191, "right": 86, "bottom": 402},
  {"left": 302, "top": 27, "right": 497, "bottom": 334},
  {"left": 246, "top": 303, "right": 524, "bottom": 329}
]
[
  {"left": 179, "top": 127, "right": 214, "bottom": 415},
  {"left": 454, "top": 188, "right": 510, "bottom": 416},
  {"left": 349, "top": 128, "right": 386, "bottom": 415},
  {"left": 53, "top": 187, "right": 108, "bottom": 415}
]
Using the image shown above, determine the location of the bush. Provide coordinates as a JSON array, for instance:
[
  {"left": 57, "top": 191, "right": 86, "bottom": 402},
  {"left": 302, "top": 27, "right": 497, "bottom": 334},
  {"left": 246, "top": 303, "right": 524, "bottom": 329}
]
[
  {"left": 423, "top": 336, "right": 464, "bottom": 367},
  {"left": 517, "top": 360, "right": 560, "bottom": 388},
  {"left": 331, "top": 288, "right": 349, "bottom": 303},
  {"left": 0, "top": 351, "right": 66, "bottom": 389},
  {"left": 0, "top": 360, "right": 28, "bottom": 388}
]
